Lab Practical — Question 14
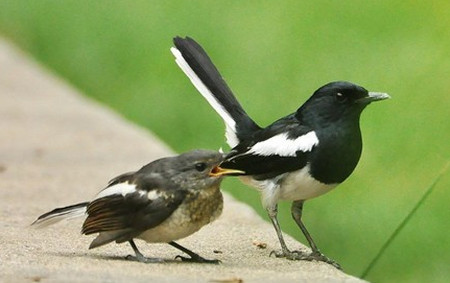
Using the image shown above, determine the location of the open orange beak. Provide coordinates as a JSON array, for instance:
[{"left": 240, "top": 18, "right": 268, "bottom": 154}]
[{"left": 209, "top": 166, "right": 245, "bottom": 177}]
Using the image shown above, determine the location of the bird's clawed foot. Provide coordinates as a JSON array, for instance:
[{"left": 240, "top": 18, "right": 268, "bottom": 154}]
[
  {"left": 308, "top": 251, "right": 342, "bottom": 270},
  {"left": 270, "top": 249, "right": 309, "bottom": 260},
  {"left": 175, "top": 254, "right": 221, "bottom": 264},
  {"left": 270, "top": 249, "right": 341, "bottom": 270},
  {"left": 125, "top": 254, "right": 165, "bottom": 263}
]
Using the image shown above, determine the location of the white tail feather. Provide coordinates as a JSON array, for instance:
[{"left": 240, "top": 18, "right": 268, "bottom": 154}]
[
  {"left": 171, "top": 47, "right": 239, "bottom": 147},
  {"left": 32, "top": 205, "right": 87, "bottom": 229}
]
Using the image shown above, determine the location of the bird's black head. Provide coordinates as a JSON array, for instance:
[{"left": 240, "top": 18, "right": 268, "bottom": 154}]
[{"left": 296, "top": 81, "right": 390, "bottom": 127}]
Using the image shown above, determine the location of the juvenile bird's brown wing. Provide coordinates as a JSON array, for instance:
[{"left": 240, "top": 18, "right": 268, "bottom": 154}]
[{"left": 82, "top": 173, "right": 186, "bottom": 248}]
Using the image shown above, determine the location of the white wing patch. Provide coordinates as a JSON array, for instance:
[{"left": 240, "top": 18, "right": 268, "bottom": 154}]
[
  {"left": 147, "top": 190, "right": 170, "bottom": 201},
  {"left": 171, "top": 47, "right": 238, "bottom": 147},
  {"left": 95, "top": 182, "right": 143, "bottom": 200},
  {"left": 248, "top": 131, "right": 319, "bottom": 157},
  {"left": 147, "top": 190, "right": 159, "bottom": 200}
]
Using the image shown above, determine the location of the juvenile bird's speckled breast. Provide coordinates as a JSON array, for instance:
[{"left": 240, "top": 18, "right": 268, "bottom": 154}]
[{"left": 137, "top": 187, "right": 223, "bottom": 243}]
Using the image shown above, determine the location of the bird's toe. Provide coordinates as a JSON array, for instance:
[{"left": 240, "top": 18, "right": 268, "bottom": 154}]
[
  {"left": 175, "top": 254, "right": 221, "bottom": 264},
  {"left": 269, "top": 249, "right": 341, "bottom": 269},
  {"left": 125, "top": 254, "right": 165, "bottom": 263},
  {"left": 308, "top": 251, "right": 342, "bottom": 270},
  {"left": 269, "top": 249, "right": 309, "bottom": 260}
]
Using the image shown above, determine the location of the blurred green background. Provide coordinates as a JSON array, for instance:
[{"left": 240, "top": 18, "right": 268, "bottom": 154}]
[{"left": 1, "top": 1, "right": 448, "bottom": 281}]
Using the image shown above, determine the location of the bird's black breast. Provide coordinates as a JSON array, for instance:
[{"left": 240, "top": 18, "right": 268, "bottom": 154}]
[{"left": 309, "top": 123, "right": 363, "bottom": 184}]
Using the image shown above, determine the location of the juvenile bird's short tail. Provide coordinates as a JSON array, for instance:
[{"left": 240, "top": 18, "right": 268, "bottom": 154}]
[
  {"left": 171, "top": 36, "right": 260, "bottom": 147},
  {"left": 31, "top": 202, "right": 89, "bottom": 228}
]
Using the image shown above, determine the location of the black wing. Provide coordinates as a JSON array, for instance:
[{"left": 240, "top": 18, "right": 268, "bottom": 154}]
[{"left": 221, "top": 115, "right": 315, "bottom": 179}]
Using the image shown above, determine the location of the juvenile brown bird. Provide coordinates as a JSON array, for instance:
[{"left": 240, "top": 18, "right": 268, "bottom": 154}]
[{"left": 32, "top": 149, "right": 243, "bottom": 263}]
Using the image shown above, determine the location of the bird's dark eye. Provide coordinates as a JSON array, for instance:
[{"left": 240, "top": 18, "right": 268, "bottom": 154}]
[
  {"left": 195, "top": 162, "right": 207, "bottom": 172},
  {"left": 336, "top": 92, "right": 347, "bottom": 103}
]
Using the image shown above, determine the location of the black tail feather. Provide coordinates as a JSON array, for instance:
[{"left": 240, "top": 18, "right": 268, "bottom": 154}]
[{"left": 173, "top": 36, "right": 260, "bottom": 141}]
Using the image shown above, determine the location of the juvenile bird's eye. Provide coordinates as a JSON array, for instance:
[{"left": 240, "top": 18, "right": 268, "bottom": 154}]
[{"left": 195, "top": 162, "right": 207, "bottom": 172}]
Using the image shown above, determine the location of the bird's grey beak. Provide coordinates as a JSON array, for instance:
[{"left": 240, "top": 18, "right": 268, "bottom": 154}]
[
  {"left": 357, "top": 92, "right": 391, "bottom": 104},
  {"left": 209, "top": 166, "right": 245, "bottom": 177}
]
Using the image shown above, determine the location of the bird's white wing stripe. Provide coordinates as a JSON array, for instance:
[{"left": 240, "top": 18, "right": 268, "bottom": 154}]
[
  {"left": 248, "top": 131, "right": 319, "bottom": 157},
  {"left": 95, "top": 182, "right": 143, "bottom": 200},
  {"left": 171, "top": 47, "right": 238, "bottom": 147}
]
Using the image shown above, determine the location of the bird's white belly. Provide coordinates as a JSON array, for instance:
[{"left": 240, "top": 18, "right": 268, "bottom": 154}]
[
  {"left": 279, "top": 167, "right": 336, "bottom": 200},
  {"left": 240, "top": 165, "right": 337, "bottom": 209}
]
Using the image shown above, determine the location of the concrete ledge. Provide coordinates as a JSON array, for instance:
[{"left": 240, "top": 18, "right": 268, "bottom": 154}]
[{"left": 0, "top": 38, "right": 365, "bottom": 282}]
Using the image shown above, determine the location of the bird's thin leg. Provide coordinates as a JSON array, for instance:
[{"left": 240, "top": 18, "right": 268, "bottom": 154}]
[
  {"left": 125, "top": 239, "right": 164, "bottom": 263},
  {"left": 170, "top": 241, "right": 220, "bottom": 264},
  {"left": 291, "top": 200, "right": 341, "bottom": 269},
  {"left": 267, "top": 205, "right": 291, "bottom": 256},
  {"left": 291, "top": 200, "right": 319, "bottom": 252}
]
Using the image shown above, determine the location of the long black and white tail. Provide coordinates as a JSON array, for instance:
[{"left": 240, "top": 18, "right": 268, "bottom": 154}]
[
  {"left": 171, "top": 36, "right": 260, "bottom": 147},
  {"left": 31, "top": 202, "right": 89, "bottom": 228}
]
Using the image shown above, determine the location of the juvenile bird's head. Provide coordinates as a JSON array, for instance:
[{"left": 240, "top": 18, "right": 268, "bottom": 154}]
[
  {"left": 296, "top": 81, "right": 390, "bottom": 127},
  {"left": 168, "top": 149, "right": 244, "bottom": 191}
]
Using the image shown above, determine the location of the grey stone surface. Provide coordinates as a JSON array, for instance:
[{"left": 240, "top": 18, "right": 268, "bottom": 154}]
[{"left": 0, "top": 39, "right": 366, "bottom": 283}]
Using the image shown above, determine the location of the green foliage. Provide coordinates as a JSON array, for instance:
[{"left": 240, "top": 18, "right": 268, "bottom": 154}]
[
  {"left": 1, "top": 1, "right": 448, "bottom": 281},
  {"left": 361, "top": 163, "right": 449, "bottom": 279}
]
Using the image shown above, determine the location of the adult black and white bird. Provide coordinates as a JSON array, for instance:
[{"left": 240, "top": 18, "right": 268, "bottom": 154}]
[
  {"left": 171, "top": 36, "right": 390, "bottom": 268},
  {"left": 32, "top": 149, "right": 243, "bottom": 263}
]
